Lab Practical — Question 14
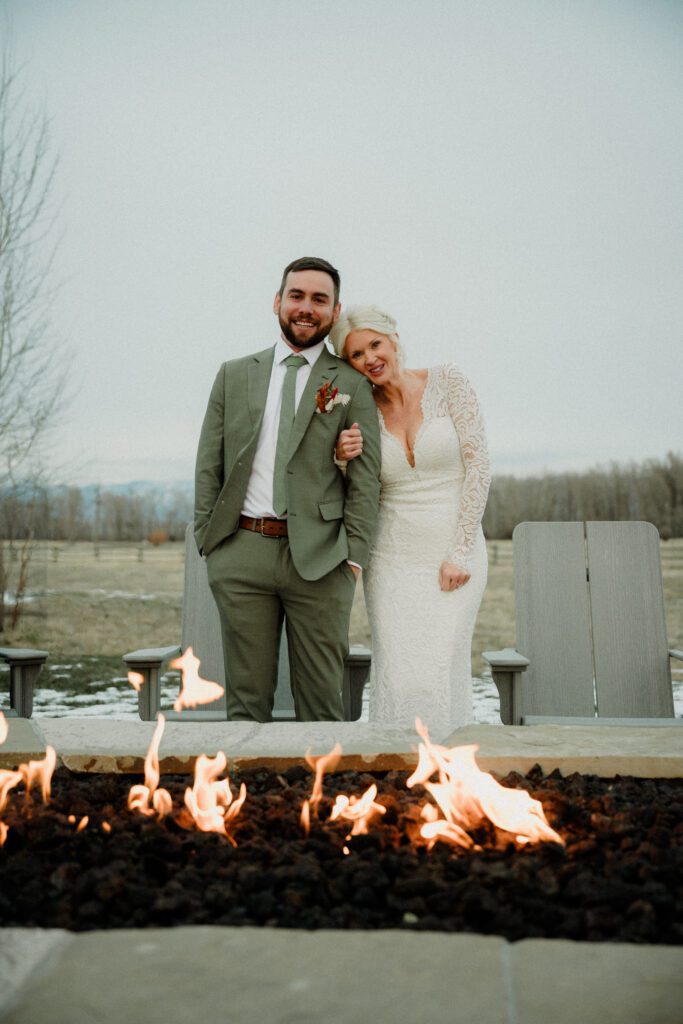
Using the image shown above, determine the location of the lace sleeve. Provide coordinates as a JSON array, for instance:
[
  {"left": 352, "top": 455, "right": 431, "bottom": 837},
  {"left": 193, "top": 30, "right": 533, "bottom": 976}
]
[
  {"left": 333, "top": 447, "right": 348, "bottom": 474},
  {"left": 440, "top": 363, "right": 491, "bottom": 571}
]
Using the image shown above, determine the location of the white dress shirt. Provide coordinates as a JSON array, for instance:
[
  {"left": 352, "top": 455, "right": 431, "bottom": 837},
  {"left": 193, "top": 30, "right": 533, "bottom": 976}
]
[{"left": 242, "top": 337, "right": 326, "bottom": 518}]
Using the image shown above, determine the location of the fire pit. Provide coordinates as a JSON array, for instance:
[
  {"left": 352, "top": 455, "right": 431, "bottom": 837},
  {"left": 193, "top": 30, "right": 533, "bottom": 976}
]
[
  {"left": 1, "top": 710, "right": 681, "bottom": 944},
  {"left": 1, "top": 714, "right": 683, "bottom": 1024}
]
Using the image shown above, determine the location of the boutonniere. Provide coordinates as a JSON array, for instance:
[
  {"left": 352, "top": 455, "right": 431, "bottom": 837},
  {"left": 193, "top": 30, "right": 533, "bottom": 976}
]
[{"left": 315, "top": 381, "right": 351, "bottom": 414}]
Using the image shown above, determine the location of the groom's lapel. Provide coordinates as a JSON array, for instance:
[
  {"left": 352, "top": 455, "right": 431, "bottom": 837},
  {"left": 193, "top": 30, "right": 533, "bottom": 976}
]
[
  {"left": 247, "top": 347, "right": 275, "bottom": 429},
  {"left": 287, "top": 349, "right": 340, "bottom": 459}
]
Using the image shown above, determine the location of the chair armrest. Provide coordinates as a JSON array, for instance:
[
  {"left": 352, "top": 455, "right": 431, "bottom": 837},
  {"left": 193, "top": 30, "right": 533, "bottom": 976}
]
[
  {"left": 482, "top": 647, "right": 530, "bottom": 671},
  {"left": 123, "top": 646, "right": 181, "bottom": 721},
  {"left": 123, "top": 646, "right": 182, "bottom": 666},
  {"left": 0, "top": 647, "right": 50, "bottom": 664},
  {"left": 669, "top": 649, "right": 683, "bottom": 662},
  {"left": 0, "top": 647, "right": 49, "bottom": 718},
  {"left": 481, "top": 648, "right": 530, "bottom": 726}
]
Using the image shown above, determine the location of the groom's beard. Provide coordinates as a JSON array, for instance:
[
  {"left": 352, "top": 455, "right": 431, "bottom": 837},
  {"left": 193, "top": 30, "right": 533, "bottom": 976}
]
[{"left": 278, "top": 311, "right": 334, "bottom": 350}]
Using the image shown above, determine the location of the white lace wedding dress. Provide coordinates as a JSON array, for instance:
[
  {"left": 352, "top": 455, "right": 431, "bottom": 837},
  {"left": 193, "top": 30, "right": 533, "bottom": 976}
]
[{"left": 364, "top": 363, "right": 491, "bottom": 735}]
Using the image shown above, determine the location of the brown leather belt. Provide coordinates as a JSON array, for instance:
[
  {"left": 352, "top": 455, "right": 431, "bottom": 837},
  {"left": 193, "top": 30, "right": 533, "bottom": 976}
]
[{"left": 239, "top": 515, "right": 288, "bottom": 538}]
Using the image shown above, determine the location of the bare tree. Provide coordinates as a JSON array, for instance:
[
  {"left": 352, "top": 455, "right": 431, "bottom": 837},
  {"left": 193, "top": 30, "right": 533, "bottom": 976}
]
[
  {"left": 0, "top": 51, "right": 68, "bottom": 631},
  {"left": 482, "top": 453, "right": 683, "bottom": 540}
]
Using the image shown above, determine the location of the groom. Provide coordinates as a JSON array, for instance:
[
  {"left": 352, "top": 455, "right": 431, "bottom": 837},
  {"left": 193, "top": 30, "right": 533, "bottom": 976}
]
[{"left": 194, "top": 256, "right": 381, "bottom": 721}]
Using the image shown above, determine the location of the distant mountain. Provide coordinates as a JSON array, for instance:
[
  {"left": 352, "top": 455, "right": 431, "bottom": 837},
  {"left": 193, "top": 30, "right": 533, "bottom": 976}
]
[{"left": 78, "top": 479, "right": 193, "bottom": 499}]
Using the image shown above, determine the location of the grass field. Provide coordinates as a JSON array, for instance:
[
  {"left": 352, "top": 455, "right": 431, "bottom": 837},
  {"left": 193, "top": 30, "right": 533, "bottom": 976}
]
[{"left": 2, "top": 537, "right": 682, "bottom": 700}]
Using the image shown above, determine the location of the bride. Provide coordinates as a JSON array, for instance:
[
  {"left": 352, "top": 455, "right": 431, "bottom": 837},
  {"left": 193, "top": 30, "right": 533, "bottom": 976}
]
[{"left": 329, "top": 306, "right": 491, "bottom": 735}]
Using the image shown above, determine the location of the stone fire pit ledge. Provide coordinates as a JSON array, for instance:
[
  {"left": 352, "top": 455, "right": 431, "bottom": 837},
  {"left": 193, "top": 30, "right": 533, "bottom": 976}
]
[
  {"left": 22, "top": 718, "right": 683, "bottom": 777},
  {"left": 33, "top": 719, "right": 422, "bottom": 774},
  {"left": 1, "top": 926, "right": 682, "bottom": 1024},
  {"left": 442, "top": 723, "right": 683, "bottom": 779},
  {"left": 0, "top": 717, "right": 47, "bottom": 769}
]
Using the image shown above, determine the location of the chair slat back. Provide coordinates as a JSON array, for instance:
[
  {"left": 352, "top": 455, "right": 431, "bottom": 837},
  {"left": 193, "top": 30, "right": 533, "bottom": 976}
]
[
  {"left": 181, "top": 524, "right": 295, "bottom": 717},
  {"left": 513, "top": 522, "right": 595, "bottom": 717},
  {"left": 586, "top": 521, "right": 673, "bottom": 717},
  {"left": 181, "top": 524, "right": 226, "bottom": 710}
]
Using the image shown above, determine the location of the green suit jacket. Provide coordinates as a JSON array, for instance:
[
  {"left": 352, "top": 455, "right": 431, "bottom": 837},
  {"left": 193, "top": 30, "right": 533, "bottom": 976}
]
[{"left": 194, "top": 345, "right": 381, "bottom": 580}]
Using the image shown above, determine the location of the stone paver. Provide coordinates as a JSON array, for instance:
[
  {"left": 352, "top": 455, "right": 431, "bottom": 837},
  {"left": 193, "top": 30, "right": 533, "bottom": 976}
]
[
  {"left": 0, "top": 927, "right": 508, "bottom": 1024},
  {"left": 0, "top": 718, "right": 47, "bottom": 769},
  {"left": 0, "top": 929, "right": 72, "bottom": 1020},
  {"left": 1, "top": 927, "right": 682, "bottom": 1024},
  {"left": 39, "top": 718, "right": 262, "bottom": 773},
  {"left": 443, "top": 723, "right": 683, "bottom": 778},
  {"left": 33, "top": 718, "right": 683, "bottom": 777},
  {"left": 226, "top": 721, "right": 420, "bottom": 771},
  {"left": 510, "top": 938, "right": 683, "bottom": 1024},
  {"left": 38, "top": 719, "right": 421, "bottom": 773}
]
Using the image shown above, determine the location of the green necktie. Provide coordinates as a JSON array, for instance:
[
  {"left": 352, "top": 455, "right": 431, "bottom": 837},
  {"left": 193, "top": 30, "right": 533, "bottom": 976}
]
[{"left": 273, "top": 354, "right": 307, "bottom": 515}]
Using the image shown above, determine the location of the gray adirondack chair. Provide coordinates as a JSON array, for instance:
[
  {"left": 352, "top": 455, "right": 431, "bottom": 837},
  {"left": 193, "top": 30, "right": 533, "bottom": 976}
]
[
  {"left": 483, "top": 521, "right": 682, "bottom": 725},
  {"left": 124, "top": 524, "right": 371, "bottom": 722}
]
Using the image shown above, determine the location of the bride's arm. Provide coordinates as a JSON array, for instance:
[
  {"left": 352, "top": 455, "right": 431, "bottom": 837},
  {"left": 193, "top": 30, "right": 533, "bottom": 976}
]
[{"left": 442, "top": 363, "right": 491, "bottom": 573}]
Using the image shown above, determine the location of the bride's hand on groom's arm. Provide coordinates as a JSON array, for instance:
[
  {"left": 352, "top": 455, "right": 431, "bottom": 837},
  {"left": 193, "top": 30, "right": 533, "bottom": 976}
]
[
  {"left": 336, "top": 423, "right": 363, "bottom": 462},
  {"left": 439, "top": 561, "right": 470, "bottom": 592}
]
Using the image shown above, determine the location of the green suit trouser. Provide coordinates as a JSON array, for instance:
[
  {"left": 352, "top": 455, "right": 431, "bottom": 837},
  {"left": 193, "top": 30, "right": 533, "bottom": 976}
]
[{"left": 205, "top": 527, "right": 356, "bottom": 721}]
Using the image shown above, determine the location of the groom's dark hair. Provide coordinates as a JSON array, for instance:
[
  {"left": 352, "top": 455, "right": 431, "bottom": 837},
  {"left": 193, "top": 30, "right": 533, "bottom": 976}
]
[{"left": 279, "top": 257, "right": 340, "bottom": 305}]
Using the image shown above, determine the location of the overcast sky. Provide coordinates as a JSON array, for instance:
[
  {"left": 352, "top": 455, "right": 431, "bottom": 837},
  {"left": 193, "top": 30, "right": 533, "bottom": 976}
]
[{"left": 4, "top": 0, "right": 682, "bottom": 485}]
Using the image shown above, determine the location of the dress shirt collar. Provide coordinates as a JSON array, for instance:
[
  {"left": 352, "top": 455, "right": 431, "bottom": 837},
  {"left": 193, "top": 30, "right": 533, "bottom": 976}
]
[{"left": 274, "top": 336, "right": 326, "bottom": 368}]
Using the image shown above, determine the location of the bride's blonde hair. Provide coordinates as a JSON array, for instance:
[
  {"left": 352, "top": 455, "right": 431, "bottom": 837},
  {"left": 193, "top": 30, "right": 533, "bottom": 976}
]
[{"left": 329, "top": 304, "right": 405, "bottom": 368}]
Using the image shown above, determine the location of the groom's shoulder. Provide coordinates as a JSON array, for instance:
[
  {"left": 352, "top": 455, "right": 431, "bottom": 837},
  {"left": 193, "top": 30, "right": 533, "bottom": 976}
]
[{"left": 215, "top": 346, "right": 274, "bottom": 375}]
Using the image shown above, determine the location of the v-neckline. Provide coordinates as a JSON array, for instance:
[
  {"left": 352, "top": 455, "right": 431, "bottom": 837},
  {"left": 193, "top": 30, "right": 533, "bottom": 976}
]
[{"left": 376, "top": 368, "right": 432, "bottom": 469}]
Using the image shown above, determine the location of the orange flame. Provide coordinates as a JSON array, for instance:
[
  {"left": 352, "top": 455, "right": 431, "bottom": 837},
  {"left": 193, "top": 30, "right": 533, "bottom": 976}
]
[
  {"left": 127, "top": 670, "right": 145, "bottom": 693},
  {"left": 0, "top": 767, "right": 22, "bottom": 848},
  {"left": 0, "top": 711, "right": 8, "bottom": 746},
  {"left": 102, "top": 821, "right": 112, "bottom": 833},
  {"left": 171, "top": 647, "right": 224, "bottom": 711},
  {"left": 128, "top": 714, "right": 172, "bottom": 819},
  {"left": 0, "top": 745, "right": 56, "bottom": 846},
  {"left": 153, "top": 789, "right": 173, "bottom": 818},
  {"left": 20, "top": 746, "right": 57, "bottom": 804},
  {"left": 305, "top": 742, "right": 342, "bottom": 811},
  {"left": 0, "top": 769, "right": 22, "bottom": 812},
  {"left": 329, "top": 783, "right": 386, "bottom": 836},
  {"left": 184, "top": 752, "right": 246, "bottom": 843},
  {"left": 300, "top": 799, "right": 311, "bottom": 836},
  {"left": 76, "top": 815, "right": 89, "bottom": 832},
  {"left": 407, "top": 719, "right": 563, "bottom": 849}
]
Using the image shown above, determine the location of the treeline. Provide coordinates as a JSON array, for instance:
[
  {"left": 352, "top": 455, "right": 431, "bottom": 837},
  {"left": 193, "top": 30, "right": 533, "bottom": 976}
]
[
  {"left": 1, "top": 484, "right": 193, "bottom": 544},
  {"left": 1, "top": 452, "right": 682, "bottom": 543},
  {"left": 482, "top": 452, "right": 683, "bottom": 539}
]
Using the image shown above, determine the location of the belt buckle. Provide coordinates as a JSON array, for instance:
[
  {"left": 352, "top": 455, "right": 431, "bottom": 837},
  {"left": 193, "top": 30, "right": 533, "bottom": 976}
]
[
  {"left": 260, "top": 518, "right": 275, "bottom": 537},
  {"left": 258, "top": 518, "right": 268, "bottom": 536}
]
